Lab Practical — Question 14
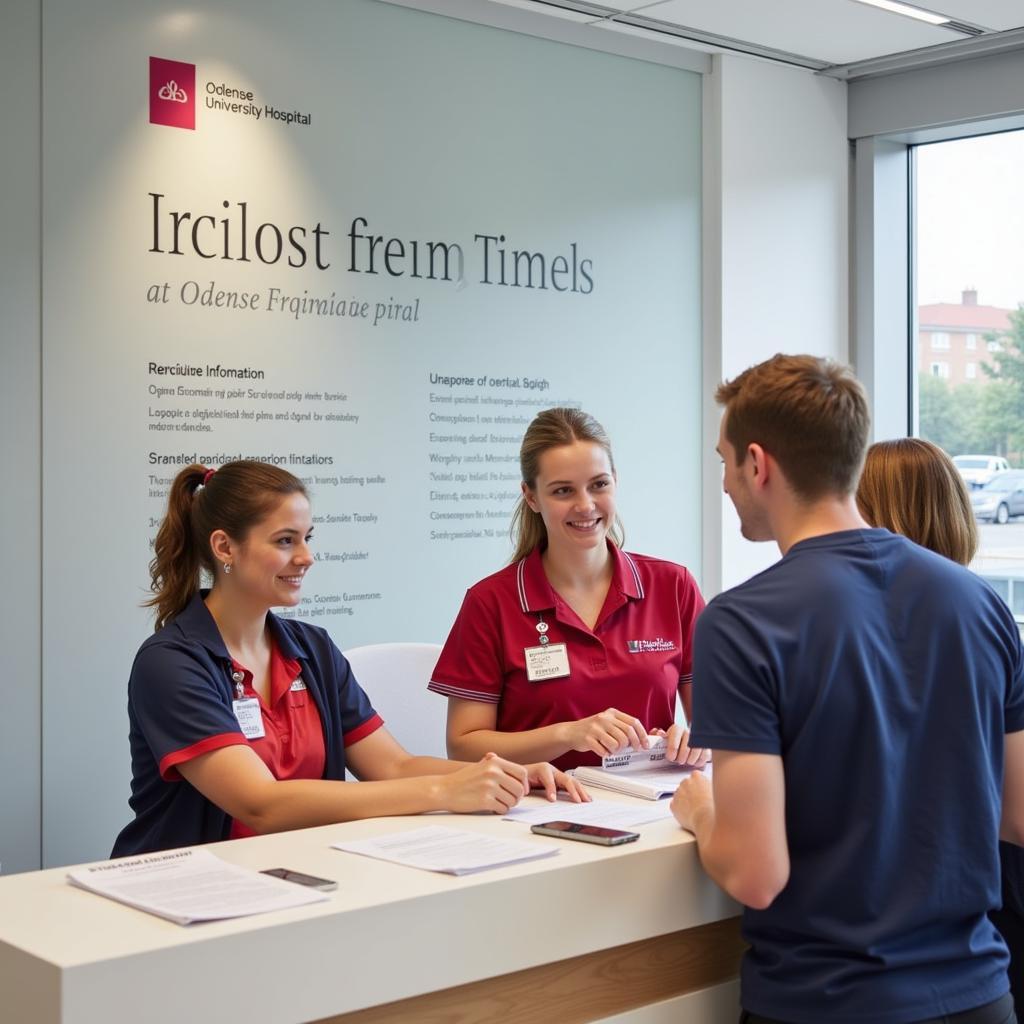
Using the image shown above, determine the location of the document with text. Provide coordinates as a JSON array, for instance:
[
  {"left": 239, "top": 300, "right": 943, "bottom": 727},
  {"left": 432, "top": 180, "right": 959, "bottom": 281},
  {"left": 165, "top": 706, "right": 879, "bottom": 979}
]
[
  {"left": 503, "top": 797, "right": 673, "bottom": 828},
  {"left": 332, "top": 825, "right": 559, "bottom": 875},
  {"left": 66, "top": 848, "right": 329, "bottom": 925}
]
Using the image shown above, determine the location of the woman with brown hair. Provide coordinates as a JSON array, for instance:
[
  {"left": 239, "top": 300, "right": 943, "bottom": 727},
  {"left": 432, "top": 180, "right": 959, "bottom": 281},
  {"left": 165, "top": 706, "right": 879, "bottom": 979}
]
[
  {"left": 429, "top": 408, "right": 707, "bottom": 771},
  {"left": 113, "top": 460, "right": 584, "bottom": 857},
  {"left": 857, "top": 438, "right": 1024, "bottom": 1014},
  {"left": 856, "top": 437, "right": 978, "bottom": 565}
]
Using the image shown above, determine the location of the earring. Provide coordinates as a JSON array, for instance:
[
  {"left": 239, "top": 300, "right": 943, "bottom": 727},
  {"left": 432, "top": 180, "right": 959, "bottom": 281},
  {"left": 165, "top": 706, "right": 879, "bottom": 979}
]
[{"left": 223, "top": 562, "right": 232, "bottom": 574}]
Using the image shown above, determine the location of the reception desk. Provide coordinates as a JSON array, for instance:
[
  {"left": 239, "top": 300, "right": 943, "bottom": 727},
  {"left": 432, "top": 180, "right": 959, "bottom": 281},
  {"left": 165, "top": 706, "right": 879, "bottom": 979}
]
[{"left": 0, "top": 796, "right": 743, "bottom": 1023}]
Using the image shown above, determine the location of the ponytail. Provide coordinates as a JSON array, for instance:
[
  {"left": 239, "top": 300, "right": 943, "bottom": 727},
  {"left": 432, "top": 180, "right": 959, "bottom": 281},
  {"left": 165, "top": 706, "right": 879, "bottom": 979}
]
[{"left": 145, "top": 464, "right": 209, "bottom": 630}]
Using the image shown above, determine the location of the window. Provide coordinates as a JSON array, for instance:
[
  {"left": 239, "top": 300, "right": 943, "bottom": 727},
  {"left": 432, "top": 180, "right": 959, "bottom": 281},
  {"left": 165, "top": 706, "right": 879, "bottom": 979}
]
[{"left": 914, "top": 128, "right": 1024, "bottom": 623}]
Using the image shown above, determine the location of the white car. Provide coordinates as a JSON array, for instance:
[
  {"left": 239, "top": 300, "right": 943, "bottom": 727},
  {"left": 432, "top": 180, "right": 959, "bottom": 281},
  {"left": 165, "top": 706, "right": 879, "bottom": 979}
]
[{"left": 953, "top": 454, "right": 1010, "bottom": 490}]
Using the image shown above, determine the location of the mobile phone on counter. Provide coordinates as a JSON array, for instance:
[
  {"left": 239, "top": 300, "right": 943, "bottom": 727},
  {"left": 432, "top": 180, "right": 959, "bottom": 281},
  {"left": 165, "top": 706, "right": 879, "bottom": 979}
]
[
  {"left": 260, "top": 867, "right": 338, "bottom": 891},
  {"left": 530, "top": 821, "right": 640, "bottom": 846}
]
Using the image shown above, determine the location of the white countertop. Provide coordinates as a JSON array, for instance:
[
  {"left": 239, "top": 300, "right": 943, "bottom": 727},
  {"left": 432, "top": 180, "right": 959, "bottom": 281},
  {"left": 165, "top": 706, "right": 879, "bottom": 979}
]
[{"left": 0, "top": 794, "right": 738, "bottom": 1024}]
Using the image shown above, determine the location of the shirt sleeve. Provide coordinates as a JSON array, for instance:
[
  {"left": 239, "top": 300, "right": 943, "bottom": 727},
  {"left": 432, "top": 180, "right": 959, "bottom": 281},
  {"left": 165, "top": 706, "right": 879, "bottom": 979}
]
[
  {"left": 687, "top": 599, "right": 782, "bottom": 755},
  {"left": 677, "top": 567, "right": 706, "bottom": 686},
  {"left": 330, "top": 644, "right": 384, "bottom": 746},
  {"left": 428, "top": 587, "right": 504, "bottom": 704},
  {"left": 129, "top": 641, "right": 248, "bottom": 781}
]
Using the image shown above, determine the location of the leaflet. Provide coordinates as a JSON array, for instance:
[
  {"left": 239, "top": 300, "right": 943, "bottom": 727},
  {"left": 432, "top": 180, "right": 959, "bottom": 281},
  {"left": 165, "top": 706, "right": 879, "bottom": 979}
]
[
  {"left": 332, "top": 825, "right": 559, "bottom": 875},
  {"left": 66, "top": 848, "right": 329, "bottom": 925},
  {"left": 503, "top": 797, "right": 673, "bottom": 828}
]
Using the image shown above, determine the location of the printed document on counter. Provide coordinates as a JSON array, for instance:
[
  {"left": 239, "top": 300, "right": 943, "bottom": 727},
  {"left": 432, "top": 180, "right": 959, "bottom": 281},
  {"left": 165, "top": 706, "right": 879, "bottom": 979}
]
[
  {"left": 503, "top": 797, "right": 672, "bottom": 828},
  {"left": 66, "top": 848, "right": 328, "bottom": 925},
  {"left": 332, "top": 825, "right": 559, "bottom": 875}
]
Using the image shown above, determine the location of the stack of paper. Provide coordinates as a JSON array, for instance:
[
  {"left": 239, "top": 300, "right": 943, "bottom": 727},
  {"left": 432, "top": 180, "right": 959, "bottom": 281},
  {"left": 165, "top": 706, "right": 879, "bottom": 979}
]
[
  {"left": 571, "top": 739, "right": 708, "bottom": 800},
  {"left": 66, "top": 848, "right": 329, "bottom": 925}
]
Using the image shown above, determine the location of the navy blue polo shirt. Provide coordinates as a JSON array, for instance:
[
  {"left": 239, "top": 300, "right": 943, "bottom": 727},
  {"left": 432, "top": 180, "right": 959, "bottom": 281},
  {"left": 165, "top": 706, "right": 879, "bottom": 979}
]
[
  {"left": 112, "top": 592, "right": 380, "bottom": 856},
  {"left": 690, "top": 529, "right": 1024, "bottom": 1024}
]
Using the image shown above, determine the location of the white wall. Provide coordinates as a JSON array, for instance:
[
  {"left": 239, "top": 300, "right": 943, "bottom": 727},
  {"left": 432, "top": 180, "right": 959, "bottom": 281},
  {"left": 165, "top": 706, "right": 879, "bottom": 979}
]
[
  {"left": 0, "top": 0, "right": 42, "bottom": 875},
  {"left": 703, "top": 54, "right": 849, "bottom": 593}
]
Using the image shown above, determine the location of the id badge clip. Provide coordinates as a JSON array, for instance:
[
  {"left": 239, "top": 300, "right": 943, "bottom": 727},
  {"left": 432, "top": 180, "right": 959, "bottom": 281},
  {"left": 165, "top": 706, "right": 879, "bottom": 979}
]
[{"left": 230, "top": 669, "right": 265, "bottom": 739}]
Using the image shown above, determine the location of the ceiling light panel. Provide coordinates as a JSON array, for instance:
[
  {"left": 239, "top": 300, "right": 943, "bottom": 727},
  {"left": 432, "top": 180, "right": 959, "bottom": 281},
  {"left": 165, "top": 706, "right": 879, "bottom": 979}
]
[
  {"left": 850, "top": 0, "right": 949, "bottom": 26},
  {"left": 618, "top": 0, "right": 977, "bottom": 63}
]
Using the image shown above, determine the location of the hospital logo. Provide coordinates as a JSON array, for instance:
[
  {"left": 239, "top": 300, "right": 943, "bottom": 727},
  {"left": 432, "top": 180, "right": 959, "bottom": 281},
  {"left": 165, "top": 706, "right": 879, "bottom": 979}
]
[
  {"left": 150, "top": 57, "right": 196, "bottom": 130},
  {"left": 627, "top": 638, "right": 676, "bottom": 653}
]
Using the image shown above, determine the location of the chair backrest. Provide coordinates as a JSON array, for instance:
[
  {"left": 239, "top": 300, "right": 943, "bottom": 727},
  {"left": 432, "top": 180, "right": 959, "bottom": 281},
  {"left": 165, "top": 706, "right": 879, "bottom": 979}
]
[{"left": 343, "top": 642, "right": 447, "bottom": 759}]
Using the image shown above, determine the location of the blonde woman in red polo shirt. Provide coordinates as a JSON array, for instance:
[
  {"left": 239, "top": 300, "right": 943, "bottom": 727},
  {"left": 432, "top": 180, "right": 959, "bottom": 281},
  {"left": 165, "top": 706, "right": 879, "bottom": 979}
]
[
  {"left": 429, "top": 408, "right": 708, "bottom": 772},
  {"left": 113, "top": 459, "right": 585, "bottom": 856}
]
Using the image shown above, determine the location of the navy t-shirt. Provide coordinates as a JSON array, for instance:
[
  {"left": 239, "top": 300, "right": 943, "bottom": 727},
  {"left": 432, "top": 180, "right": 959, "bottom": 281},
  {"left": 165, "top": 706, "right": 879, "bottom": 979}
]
[{"left": 690, "top": 529, "right": 1024, "bottom": 1024}]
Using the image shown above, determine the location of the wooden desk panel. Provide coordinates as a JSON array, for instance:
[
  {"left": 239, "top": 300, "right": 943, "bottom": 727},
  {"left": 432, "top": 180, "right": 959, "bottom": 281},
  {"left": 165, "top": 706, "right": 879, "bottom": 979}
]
[{"left": 324, "top": 918, "right": 744, "bottom": 1024}]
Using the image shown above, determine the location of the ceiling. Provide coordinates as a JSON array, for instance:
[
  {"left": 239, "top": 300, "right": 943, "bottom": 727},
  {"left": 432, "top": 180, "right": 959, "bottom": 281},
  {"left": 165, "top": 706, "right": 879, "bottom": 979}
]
[{"left": 484, "top": 0, "right": 1024, "bottom": 72}]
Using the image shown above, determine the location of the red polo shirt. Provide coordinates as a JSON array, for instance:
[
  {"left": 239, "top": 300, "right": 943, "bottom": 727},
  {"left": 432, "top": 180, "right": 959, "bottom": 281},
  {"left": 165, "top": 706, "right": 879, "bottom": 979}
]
[
  {"left": 228, "top": 641, "right": 329, "bottom": 839},
  {"left": 429, "top": 544, "right": 704, "bottom": 770}
]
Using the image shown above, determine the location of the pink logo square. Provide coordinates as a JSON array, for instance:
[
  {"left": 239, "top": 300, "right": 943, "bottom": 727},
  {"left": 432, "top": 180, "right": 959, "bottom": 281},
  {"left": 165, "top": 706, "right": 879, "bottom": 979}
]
[{"left": 150, "top": 57, "right": 195, "bottom": 130}]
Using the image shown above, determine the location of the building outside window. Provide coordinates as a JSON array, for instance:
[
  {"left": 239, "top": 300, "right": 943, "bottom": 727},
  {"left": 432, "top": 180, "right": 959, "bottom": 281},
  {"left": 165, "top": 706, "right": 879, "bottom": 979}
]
[{"left": 917, "top": 291, "right": 1011, "bottom": 388}]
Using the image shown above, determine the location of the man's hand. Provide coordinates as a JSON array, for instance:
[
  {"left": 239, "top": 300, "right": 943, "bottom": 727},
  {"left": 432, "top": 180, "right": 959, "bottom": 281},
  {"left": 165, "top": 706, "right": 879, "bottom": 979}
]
[{"left": 671, "top": 770, "right": 714, "bottom": 833}]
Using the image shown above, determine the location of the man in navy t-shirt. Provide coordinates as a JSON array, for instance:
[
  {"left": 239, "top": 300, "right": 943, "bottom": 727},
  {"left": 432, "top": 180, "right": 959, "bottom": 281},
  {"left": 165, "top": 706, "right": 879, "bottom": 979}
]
[{"left": 673, "top": 354, "right": 1024, "bottom": 1024}]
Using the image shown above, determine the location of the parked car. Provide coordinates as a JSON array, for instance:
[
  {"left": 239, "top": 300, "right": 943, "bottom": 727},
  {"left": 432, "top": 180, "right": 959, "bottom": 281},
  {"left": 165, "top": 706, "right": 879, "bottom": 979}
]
[
  {"left": 954, "top": 454, "right": 1010, "bottom": 490},
  {"left": 971, "top": 470, "right": 1024, "bottom": 524}
]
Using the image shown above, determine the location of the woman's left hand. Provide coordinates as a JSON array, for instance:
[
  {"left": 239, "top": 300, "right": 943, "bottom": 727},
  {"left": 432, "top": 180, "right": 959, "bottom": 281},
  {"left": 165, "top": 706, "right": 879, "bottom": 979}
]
[
  {"left": 650, "top": 726, "right": 710, "bottom": 768},
  {"left": 525, "top": 762, "right": 591, "bottom": 803}
]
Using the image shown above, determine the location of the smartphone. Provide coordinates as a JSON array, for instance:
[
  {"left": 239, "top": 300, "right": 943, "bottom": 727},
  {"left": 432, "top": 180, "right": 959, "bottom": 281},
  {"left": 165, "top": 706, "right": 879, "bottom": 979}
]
[
  {"left": 260, "top": 867, "right": 338, "bottom": 891},
  {"left": 530, "top": 821, "right": 640, "bottom": 846}
]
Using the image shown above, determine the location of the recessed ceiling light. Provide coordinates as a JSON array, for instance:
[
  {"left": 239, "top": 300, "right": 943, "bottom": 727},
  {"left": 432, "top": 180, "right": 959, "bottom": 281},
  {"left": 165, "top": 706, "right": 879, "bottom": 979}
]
[{"left": 850, "top": 0, "right": 950, "bottom": 26}]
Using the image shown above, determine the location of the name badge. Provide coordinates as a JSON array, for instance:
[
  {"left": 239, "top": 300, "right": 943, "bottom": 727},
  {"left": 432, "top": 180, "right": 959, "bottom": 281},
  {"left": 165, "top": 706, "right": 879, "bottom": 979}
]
[
  {"left": 525, "top": 642, "right": 570, "bottom": 682},
  {"left": 232, "top": 697, "right": 266, "bottom": 740}
]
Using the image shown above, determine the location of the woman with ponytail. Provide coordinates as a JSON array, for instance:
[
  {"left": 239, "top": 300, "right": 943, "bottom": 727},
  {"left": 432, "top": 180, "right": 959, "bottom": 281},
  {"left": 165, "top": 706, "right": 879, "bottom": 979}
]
[
  {"left": 113, "top": 460, "right": 584, "bottom": 856},
  {"left": 428, "top": 409, "right": 707, "bottom": 772}
]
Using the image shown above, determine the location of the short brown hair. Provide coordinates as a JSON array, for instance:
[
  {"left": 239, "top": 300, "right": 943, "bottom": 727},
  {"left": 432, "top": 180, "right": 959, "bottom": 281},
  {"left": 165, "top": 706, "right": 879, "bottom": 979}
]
[
  {"left": 856, "top": 438, "right": 978, "bottom": 566},
  {"left": 715, "top": 354, "right": 870, "bottom": 500},
  {"left": 509, "top": 407, "right": 624, "bottom": 563}
]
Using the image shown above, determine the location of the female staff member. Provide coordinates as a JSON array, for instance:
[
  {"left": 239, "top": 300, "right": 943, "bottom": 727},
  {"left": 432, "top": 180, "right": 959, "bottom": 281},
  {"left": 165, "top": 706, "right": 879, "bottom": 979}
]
[
  {"left": 429, "top": 408, "right": 707, "bottom": 771},
  {"left": 857, "top": 438, "right": 1024, "bottom": 1013},
  {"left": 113, "top": 460, "right": 584, "bottom": 857}
]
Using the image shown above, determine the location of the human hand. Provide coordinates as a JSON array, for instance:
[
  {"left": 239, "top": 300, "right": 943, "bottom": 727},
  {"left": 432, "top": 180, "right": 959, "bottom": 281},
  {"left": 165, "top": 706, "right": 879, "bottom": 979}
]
[
  {"left": 564, "top": 708, "right": 648, "bottom": 756},
  {"left": 670, "top": 770, "right": 713, "bottom": 833},
  {"left": 650, "top": 725, "right": 710, "bottom": 768},
  {"left": 440, "top": 753, "right": 529, "bottom": 813},
  {"left": 524, "top": 762, "right": 591, "bottom": 803}
]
